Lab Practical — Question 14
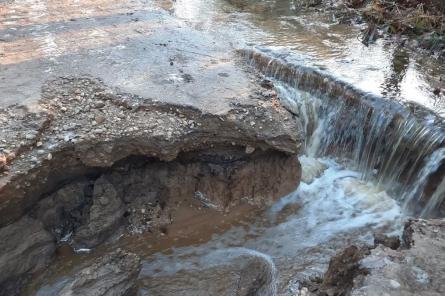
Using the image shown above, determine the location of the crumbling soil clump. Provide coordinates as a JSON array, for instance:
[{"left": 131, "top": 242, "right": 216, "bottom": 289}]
[{"left": 319, "top": 246, "right": 370, "bottom": 296}]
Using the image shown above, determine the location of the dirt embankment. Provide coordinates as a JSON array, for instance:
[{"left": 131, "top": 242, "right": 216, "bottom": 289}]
[
  {"left": 0, "top": 75, "right": 304, "bottom": 295},
  {"left": 346, "top": 0, "right": 445, "bottom": 56}
]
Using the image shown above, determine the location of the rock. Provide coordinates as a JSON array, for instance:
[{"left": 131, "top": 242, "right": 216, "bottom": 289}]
[
  {"left": 0, "top": 153, "right": 6, "bottom": 171},
  {"left": 245, "top": 145, "right": 255, "bottom": 154},
  {"left": 33, "top": 180, "right": 92, "bottom": 242},
  {"left": 299, "top": 155, "right": 327, "bottom": 184},
  {"left": 374, "top": 233, "right": 400, "bottom": 250},
  {"left": 138, "top": 248, "right": 276, "bottom": 295},
  {"left": 95, "top": 115, "right": 105, "bottom": 124},
  {"left": 299, "top": 287, "right": 309, "bottom": 296},
  {"left": 35, "top": 249, "right": 141, "bottom": 296},
  {"left": 73, "top": 176, "right": 124, "bottom": 248},
  {"left": 0, "top": 77, "right": 303, "bottom": 228},
  {"left": 94, "top": 102, "right": 105, "bottom": 109},
  {"left": 6, "top": 152, "right": 16, "bottom": 162},
  {"left": 351, "top": 219, "right": 445, "bottom": 295},
  {"left": 0, "top": 216, "right": 55, "bottom": 295},
  {"left": 260, "top": 79, "right": 273, "bottom": 89}
]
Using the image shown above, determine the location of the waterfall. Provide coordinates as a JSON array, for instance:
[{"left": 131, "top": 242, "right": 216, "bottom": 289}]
[
  {"left": 402, "top": 147, "right": 445, "bottom": 212},
  {"left": 240, "top": 48, "right": 445, "bottom": 217},
  {"left": 421, "top": 177, "right": 445, "bottom": 218}
]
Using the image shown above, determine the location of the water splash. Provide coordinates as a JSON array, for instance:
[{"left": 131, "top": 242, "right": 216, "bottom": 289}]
[
  {"left": 402, "top": 148, "right": 445, "bottom": 212},
  {"left": 139, "top": 247, "right": 277, "bottom": 296},
  {"left": 132, "top": 156, "right": 403, "bottom": 294},
  {"left": 421, "top": 177, "right": 445, "bottom": 218}
]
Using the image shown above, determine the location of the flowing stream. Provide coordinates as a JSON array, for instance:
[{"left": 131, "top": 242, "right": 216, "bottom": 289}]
[{"left": 6, "top": 0, "right": 444, "bottom": 295}]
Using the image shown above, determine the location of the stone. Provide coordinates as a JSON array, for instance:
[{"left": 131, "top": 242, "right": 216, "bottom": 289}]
[
  {"left": 35, "top": 249, "right": 141, "bottom": 296},
  {"left": 0, "top": 153, "right": 6, "bottom": 170},
  {"left": 0, "top": 216, "right": 55, "bottom": 293},
  {"left": 94, "top": 102, "right": 105, "bottom": 109},
  {"left": 351, "top": 219, "right": 445, "bottom": 295},
  {"left": 33, "top": 180, "right": 92, "bottom": 242},
  {"left": 245, "top": 145, "right": 255, "bottom": 154},
  {"left": 138, "top": 248, "right": 276, "bottom": 295},
  {"left": 374, "top": 233, "right": 400, "bottom": 250},
  {"left": 95, "top": 115, "right": 105, "bottom": 124},
  {"left": 73, "top": 176, "right": 124, "bottom": 248}
]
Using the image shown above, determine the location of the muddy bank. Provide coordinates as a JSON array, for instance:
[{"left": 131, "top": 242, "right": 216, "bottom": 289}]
[
  {"left": 344, "top": 0, "right": 445, "bottom": 60},
  {"left": 0, "top": 75, "right": 303, "bottom": 294}
]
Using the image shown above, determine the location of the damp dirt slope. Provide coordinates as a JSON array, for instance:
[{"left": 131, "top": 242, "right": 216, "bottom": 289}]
[
  {"left": 0, "top": 63, "right": 303, "bottom": 296},
  {"left": 0, "top": 74, "right": 303, "bottom": 286},
  {"left": 0, "top": 76, "right": 303, "bottom": 226}
]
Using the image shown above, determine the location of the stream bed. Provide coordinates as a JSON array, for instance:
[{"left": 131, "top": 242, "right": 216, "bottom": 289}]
[{"left": 2, "top": 0, "right": 445, "bottom": 295}]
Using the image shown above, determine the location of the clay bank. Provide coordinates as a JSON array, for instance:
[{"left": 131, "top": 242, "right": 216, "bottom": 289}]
[{"left": 0, "top": 0, "right": 445, "bottom": 296}]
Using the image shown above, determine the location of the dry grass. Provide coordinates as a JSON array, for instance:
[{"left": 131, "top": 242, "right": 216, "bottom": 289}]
[{"left": 363, "top": 0, "right": 444, "bottom": 34}]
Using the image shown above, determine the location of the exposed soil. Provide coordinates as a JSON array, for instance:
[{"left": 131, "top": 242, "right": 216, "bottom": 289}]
[
  {"left": 2, "top": 1, "right": 445, "bottom": 296},
  {"left": 0, "top": 74, "right": 303, "bottom": 295}
]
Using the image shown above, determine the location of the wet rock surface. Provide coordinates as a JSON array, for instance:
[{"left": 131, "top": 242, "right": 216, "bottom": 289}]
[
  {"left": 35, "top": 249, "right": 141, "bottom": 296},
  {"left": 0, "top": 216, "right": 55, "bottom": 296},
  {"left": 138, "top": 248, "right": 277, "bottom": 296},
  {"left": 351, "top": 218, "right": 445, "bottom": 296},
  {"left": 73, "top": 176, "right": 125, "bottom": 248},
  {"left": 309, "top": 219, "right": 445, "bottom": 296}
]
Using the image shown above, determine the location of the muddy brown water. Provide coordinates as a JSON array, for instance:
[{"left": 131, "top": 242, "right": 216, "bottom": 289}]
[{"left": 1, "top": 0, "right": 444, "bottom": 295}]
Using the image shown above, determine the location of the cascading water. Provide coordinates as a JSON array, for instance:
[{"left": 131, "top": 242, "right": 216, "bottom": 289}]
[
  {"left": 32, "top": 47, "right": 445, "bottom": 296},
  {"left": 240, "top": 48, "right": 445, "bottom": 217}
]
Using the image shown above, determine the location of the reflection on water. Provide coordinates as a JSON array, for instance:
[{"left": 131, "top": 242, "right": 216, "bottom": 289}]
[
  {"left": 381, "top": 47, "right": 410, "bottom": 99},
  {"left": 1, "top": 0, "right": 444, "bottom": 112},
  {"left": 221, "top": 0, "right": 445, "bottom": 114}
]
